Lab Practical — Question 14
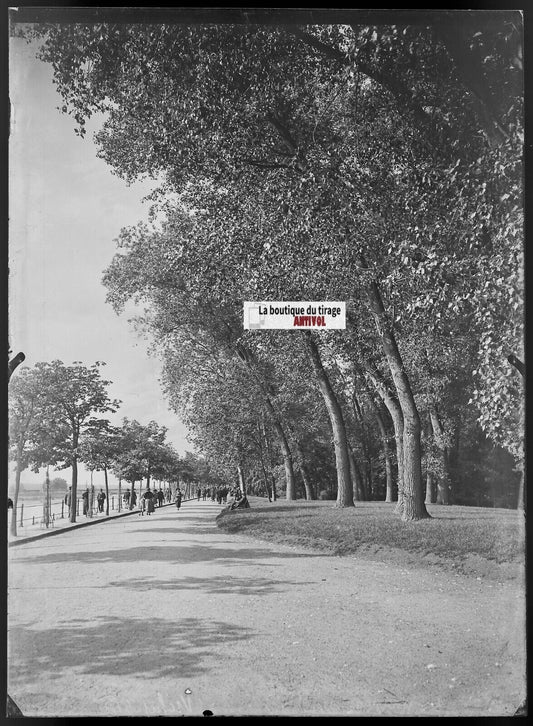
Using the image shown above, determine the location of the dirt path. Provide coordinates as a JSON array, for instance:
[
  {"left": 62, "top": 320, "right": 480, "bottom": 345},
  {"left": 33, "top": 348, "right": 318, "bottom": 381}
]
[{"left": 8, "top": 500, "right": 525, "bottom": 717}]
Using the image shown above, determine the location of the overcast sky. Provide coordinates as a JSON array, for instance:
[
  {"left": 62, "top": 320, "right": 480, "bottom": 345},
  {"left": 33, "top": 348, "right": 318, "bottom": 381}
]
[{"left": 9, "top": 35, "right": 191, "bottom": 487}]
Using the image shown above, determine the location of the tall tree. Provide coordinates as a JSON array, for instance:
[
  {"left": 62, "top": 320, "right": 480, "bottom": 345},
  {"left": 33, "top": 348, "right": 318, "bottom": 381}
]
[
  {"left": 79, "top": 421, "right": 121, "bottom": 515},
  {"left": 8, "top": 366, "right": 52, "bottom": 536},
  {"left": 20, "top": 15, "right": 522, "bottom": 517},
  {"left": 32, "top": 361, "right": 120, "bottom": 523}
]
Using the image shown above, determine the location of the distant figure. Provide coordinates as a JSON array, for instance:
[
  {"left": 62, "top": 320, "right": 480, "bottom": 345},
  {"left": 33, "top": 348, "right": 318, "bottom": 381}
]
[
  {"left": 143, "top": 487, "right": 155, "bottom": 515},
  {"left": 7, "top": 497, "right": 13, "bottom": 510},
  {"left": 65, "top": 486, "right": 72, "bottom": 516},
  {"left": 123, "top": 489, "right": 130, "bottom": 505},
  {"left": 97, "top": 489, "right": 106, "bottom": 513},
  {"left": 197, "top": 487, "right": 201, "bottom": 501},
  {"left": 130, "top": 490, "right": 137, "bottom": 509},
  {"left": 82, "top": 487, "right": 89, "bottom": 516},
  {"left": 157, "top": 488, "right": 165, "bottom": 507},
  {"left": 175, "top": 489, "right": 183, "bottom": 511}
]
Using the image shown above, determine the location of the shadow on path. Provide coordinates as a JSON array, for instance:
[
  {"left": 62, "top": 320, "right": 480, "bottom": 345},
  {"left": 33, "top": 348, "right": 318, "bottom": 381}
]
[
  {"left": 14, "top": 543, "right": 327, "bottom": 566},
  {"left": 129, "top": 526, "right": 232, "bottom": 537},
  {"left": 108, "top": 574, "right": 317, "bottom": 595},
  {"left": 9, "top": 615, "right": 253, "bottom": 681}
]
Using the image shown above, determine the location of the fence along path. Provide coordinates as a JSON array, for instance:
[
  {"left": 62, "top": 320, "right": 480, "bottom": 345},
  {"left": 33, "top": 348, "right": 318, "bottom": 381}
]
[{"left": 8, "top": 489, "right": 186, "bottom": 542}]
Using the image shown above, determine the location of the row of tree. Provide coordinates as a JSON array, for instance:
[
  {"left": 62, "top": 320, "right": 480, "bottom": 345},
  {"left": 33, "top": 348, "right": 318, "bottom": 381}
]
[
  {"left": 15, "top": 12, "right": 524, "bottom": 520},
  {"left": 8, "top": 360, "right": 213, "bottom": 536}
]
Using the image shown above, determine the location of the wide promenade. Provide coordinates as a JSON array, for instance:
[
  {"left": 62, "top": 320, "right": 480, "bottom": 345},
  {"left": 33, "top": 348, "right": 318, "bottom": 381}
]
[{"left": 8, "top": 499, "right": 525, "bottom": 717}]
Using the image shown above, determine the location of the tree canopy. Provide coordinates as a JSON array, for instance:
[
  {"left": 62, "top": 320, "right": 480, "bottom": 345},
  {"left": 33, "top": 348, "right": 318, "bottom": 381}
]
[{"left": 13, "top": 11, "right": 524, "bottom": 517}]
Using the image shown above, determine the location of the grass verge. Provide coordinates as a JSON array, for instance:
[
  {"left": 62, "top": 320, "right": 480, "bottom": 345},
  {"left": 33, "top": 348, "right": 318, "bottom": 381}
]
[{"left": 216, "top": 498, "right": 525, "bottom": 580}]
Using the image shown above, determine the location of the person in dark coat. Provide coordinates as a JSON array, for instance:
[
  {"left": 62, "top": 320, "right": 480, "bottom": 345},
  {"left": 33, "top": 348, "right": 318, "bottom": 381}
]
[
  {"left": 97, "top": 489, "right": 106, "bottom": 513},
  {"left": 82, "top": 487, "right": 89, "bottom": 515},
  {"left": 143, "top": 487, "right": 155, "bottom": 515},
  {"left": 175, "top": 489, "right": 183, "bottom": 510}
]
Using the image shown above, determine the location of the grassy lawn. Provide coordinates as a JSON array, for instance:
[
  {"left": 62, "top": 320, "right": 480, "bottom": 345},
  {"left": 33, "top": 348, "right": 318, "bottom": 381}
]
[{"left": 216, "top": 498, "right": 525, "bottom": 578}]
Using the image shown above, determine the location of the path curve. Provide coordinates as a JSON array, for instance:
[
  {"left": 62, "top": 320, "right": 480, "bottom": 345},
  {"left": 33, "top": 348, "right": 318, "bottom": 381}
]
[{"left": 8, "top": 500, "right": 525, "bottom": 717}]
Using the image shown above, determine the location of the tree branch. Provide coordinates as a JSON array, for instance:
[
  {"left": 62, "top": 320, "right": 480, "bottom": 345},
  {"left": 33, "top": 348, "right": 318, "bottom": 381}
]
[{"left": 507, "top": 354, "right": 525, "bottom": 377}]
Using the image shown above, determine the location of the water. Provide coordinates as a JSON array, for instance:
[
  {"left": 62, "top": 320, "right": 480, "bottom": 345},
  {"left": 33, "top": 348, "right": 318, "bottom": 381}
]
[{"left": 7, "top": 488, "right": 129, "bottom": 529}]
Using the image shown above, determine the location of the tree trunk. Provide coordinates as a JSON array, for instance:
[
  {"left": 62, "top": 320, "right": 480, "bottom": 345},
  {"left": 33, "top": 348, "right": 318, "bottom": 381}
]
[
  {"left": 8, "top": 352, "right": 25, "bottom": 381},
  {"left": 104, "top": 466, "right": 110, "bottom": 515},
  {"left": 118, "top": 477, "right": 122, "bottom": 512},
  {"left": 351, "top": 391, "right": 373, "bottom": 500},
  {"left": 299, "top": 463, "right": 315, "bottom": 500},
  {"left": 10, "top": 443, "right": 24, "bottom": 537},
  {"left": 507, "top": 354, "right": 525, "bottom": 377},
  {"left": 304, "top": 332, "right": 354, "bottom": 507},
  {"left": 436, "top": 478, "right": 450, "bottom": 505},
  {"left": 259, "top": 456, "right": 272, "bottom": 501},
  {"left": 436, "top": 25, "right": 509, "bottom": 147},
  {"left": 293, "top": 440, "right": 315, "bottom": 500},
  {"left": 348, "top": 446, "right": 365, "bottom": 501},
  {"left": 235, "top": 345, "right": 296, "bottom": 499},
  {"left": 271, "top": 418, "right": 296, "bottom": 500},
  {"left": 70, "top": 455, "right": 78, "bottom": 523},
  {"left": 258, "top": 393, "right": 295, "bottom": 499},
  {"left": 425, "top": 471, "right": 436, "bottom": 505},
  {"left": 363, "top": 364, "right": 403, "bottom": 507},
  {"left": 260, "top": 420, "right": 276, "bottom": 501},
  {"left": 372, "top": 403, "right": 394, "bottom": 502},
  {"left": 237, "top": 463, "right": 246, "bottom": 494},
  {"left": 365, "top": 280, "right": 430, "bottom": 521},
  {"left": 517, "top": 468, "right": 525, "bottom": 511},
  {"left": 429, "top": 404, "right": 452, "bottom": 505},
  {"left": 258, "top": 423, "right": 273, "bottom": 500},
  {"left": 129, "top": 481, "right": 136, "bottom": 510}
]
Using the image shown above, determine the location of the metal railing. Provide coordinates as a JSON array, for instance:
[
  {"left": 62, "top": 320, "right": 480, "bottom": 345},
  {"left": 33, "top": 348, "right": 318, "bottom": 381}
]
[{"left": 8, "top": 492, "right": 180, "bottom": 530}]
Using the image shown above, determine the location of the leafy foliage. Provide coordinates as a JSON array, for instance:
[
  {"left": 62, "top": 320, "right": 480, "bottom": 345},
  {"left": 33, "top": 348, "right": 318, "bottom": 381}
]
[{"left": 15, "top": 15, "right": 524, "bottom": 510}]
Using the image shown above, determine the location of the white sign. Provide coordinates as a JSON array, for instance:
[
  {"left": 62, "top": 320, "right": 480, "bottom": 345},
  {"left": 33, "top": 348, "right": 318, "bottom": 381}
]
[{"left": 243, "top": 301, "right": 346, "bottom": 330}]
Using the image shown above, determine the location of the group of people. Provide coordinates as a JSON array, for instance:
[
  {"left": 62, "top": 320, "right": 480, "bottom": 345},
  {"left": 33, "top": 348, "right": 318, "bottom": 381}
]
[
  {"left": 63, "top": 486, "right": 107, "bottom": 517},
  {"left": 58, "top": 482, "right": 245, "bottom": 519},
  {"left": 137, "top": 487, "right": 184, "bottom": 516},
  {"left": 123, "top": 487, "right": 172, "bottom": 508},
  {"left": 195, "top": 484, "right": 248, "bottom": 509},
  {"left": 196, "top": 485, "right": 231, "bottom": 504}
]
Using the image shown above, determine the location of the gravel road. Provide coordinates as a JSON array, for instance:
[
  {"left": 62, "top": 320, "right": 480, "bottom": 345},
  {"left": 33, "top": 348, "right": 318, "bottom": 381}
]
[{"left": 7, "top": 499, "right": 525, "bottom": 717}]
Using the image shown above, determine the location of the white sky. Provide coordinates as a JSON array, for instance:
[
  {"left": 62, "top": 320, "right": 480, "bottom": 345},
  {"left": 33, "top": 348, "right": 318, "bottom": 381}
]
[{"left": 9, "top": 35, "right": 192, "bottom": 487}]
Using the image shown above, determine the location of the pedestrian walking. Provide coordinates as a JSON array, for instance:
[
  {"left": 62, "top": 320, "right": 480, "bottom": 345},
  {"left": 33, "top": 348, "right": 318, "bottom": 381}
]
[
  {"left": 143, "top": 487, "right": 155, "bottom": 515},
  {"left": 175, "top": 489, "right": 183, "bottom": 511},
  {"left": 82, "top": 487, "right": 89, "bottom": 516},
  {"left": 157, "top": 488, "right": 165, "bottom": 507},
  {"left": 97, "top": 488, "right": 106, "bottom": 513},
  {"left": 197, "top": 487, "right": 201, "bottom": 501}
]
